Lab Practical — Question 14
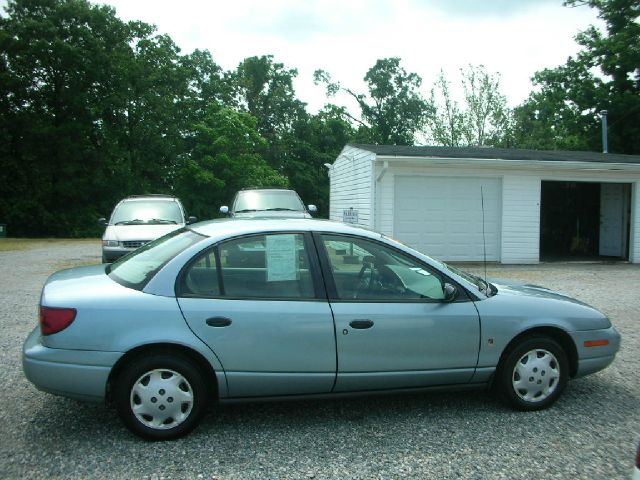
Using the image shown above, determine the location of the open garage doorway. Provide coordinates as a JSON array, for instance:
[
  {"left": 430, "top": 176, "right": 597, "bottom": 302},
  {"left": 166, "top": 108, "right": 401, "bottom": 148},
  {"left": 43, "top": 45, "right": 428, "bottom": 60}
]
[{"left": 540, "top": 181, "right": 631, "bottom": 261}]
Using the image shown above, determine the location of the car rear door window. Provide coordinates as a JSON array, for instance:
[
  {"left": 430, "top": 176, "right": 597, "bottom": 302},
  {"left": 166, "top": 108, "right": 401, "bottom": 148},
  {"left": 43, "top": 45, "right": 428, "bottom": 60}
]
[
  {"left": 181, "top": 250, "right": 220, "bottom": 296},
  {"left": 220, "top": 234, "right": 315, "bottom": 299},
  {"left": 180, "top": 233, "right": 317, "bottom": 299}
]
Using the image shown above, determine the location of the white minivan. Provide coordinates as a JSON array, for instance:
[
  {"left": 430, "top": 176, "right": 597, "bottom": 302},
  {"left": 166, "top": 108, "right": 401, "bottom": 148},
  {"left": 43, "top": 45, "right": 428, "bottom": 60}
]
[{"left": 99, "top": 195, "right": 196, "bottom": 263}]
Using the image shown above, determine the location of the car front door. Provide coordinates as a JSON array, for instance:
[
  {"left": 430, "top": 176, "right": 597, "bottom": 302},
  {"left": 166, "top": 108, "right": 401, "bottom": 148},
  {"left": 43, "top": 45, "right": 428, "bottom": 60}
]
[
  {"left": 177, "top": 232, "right": 336, "bottom": 398},
  {"left": 317, "top": 233, "right": 480, "bottom": 392}
]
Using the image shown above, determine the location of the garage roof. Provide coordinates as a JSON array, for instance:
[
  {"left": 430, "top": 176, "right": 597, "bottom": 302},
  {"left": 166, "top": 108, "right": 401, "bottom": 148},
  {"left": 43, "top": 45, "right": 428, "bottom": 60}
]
[{"left": 350, "top": 144, "right": 640, "bottom": 164}]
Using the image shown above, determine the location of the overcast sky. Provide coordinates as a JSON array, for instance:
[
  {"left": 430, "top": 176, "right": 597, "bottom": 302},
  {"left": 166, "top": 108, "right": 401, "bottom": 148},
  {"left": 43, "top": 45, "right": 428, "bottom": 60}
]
[{"left": 5, "top": 0, "right": 603, "bottom": 112}]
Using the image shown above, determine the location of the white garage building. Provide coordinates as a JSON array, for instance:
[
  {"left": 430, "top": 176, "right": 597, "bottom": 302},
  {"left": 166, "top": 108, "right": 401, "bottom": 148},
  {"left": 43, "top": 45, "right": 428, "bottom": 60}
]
[{"left": 328, "top": 144, "right": 640, "bottom": 264}]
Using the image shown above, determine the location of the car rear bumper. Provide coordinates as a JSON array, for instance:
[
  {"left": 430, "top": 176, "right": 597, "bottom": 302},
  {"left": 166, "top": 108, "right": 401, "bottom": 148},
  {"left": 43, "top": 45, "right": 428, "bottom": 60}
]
[{"left": 22, "top": 328, "right": 122, "bottom": 402}]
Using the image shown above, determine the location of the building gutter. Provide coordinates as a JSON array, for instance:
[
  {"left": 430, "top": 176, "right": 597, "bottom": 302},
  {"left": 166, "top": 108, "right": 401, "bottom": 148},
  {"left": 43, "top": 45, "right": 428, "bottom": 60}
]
[{"left": 375, "top": 155, "right": 640, "bottom": 173}]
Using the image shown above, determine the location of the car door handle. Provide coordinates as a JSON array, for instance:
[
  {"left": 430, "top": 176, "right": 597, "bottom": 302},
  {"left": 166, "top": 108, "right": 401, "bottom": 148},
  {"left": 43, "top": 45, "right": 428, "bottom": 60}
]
[
  {"left": 206, "top": 317, "right": 232, "bottom": 327},
  {"left": 349, "top": 319, "right": 374, "bottom": 329}
]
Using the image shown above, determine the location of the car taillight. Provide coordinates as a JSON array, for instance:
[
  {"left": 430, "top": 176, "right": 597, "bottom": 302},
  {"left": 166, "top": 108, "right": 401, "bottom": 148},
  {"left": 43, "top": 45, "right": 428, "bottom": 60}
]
[{"left": 39, "top": 306, "right": 77, "bottom": 335}]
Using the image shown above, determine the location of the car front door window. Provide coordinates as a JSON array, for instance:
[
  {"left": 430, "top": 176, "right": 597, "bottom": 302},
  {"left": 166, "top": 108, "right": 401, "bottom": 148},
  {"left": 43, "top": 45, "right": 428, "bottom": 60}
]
[{"left": 321, "top": 235, "right": 445, "bottom": 301}]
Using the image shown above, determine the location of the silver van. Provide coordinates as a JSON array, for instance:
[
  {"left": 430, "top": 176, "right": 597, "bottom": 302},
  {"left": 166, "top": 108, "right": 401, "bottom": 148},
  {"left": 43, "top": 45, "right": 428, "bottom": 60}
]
[{"left": 99, "top": 195, "right": 195, "bottom": 263}]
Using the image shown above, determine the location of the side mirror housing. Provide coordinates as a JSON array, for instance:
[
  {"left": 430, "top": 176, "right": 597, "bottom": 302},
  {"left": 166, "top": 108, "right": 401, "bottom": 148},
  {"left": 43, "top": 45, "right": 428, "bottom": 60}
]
[
  {"left": 443, "top": 283, "right": 457, "bottom": 303},
  {"left": 187, "top": 216, "right": 197, "bottom": 224},
  {"left": 219, "top": 206, "right": 229, "bottom": 215},
  {"left": 307, "top": 204, "right": 318, "bottom": 214},
  {"left": 98, "top": 217, "right": 107, "bottom": 226}
]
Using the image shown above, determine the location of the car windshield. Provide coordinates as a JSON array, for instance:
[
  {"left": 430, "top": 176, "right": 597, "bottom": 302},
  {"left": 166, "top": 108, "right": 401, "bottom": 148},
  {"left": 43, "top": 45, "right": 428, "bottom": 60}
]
[
  {"left": 383, "top": 234, "right": 495, "bottom": 296},
  {"left": 107, "top": 228, "right": 205, "bottom": 290},
  {"left": 111, "top": 200, "right": 183, "bottom": 225},
  {"left": 233, "top": 190, "right": 304, "bottom": 213}
]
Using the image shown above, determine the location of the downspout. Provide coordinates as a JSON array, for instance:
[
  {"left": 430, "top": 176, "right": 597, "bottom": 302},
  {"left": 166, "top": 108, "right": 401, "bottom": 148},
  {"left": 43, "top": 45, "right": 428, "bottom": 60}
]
[
  {"left": 601, "top": 110, "right": 608, "bottom": 154},
  {"left": 376, "top": 160, "right": 389, "bottom": 182},
  {"left": 374, "top": 160, "right": 389, "bottom": 230}
]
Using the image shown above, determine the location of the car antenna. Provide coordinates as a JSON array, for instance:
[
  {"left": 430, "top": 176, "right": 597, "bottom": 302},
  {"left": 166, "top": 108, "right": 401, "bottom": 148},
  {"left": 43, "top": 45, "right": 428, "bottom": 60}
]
[{"left": 481, "top": 185, "right": 488, "bottom": 293}]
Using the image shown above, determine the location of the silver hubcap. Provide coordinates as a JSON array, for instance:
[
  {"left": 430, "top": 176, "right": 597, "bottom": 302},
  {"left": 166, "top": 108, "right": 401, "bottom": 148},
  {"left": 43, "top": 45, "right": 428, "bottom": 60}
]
[
  {"left": 130, "top": 369, "right": 194, "bottom": 430},
  {"left": 512, "top": 349, "right": 560, "bottom": 403}
]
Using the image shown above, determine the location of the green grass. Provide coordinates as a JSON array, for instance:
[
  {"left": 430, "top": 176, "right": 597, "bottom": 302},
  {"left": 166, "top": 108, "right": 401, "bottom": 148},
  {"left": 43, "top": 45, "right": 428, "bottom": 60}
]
[{"left": 0, "top": 238, "right": 99, "bottom": 252}]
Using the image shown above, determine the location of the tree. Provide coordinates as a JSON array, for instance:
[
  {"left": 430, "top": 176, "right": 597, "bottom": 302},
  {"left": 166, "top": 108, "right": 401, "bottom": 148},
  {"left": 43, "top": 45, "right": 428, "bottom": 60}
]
[
  {"left": 512, "top": 0, "right": 639, "bottom": 153},
  {"left": 229, "top": 55, "right": 350, "bottom": 215},
  {"left": 427, "top": 70, "right": 465, "bottom": 146},
  {"left": 0, "top": 0, "right": 147, "bottom": 236},
  {"left": 0, "top": 0, "right": 234, "bottom": 235},
  {"left": 230, "top": 55, "right": 307, "bottom": 142},
  {"left": 314, "top": 58, "right": 432, "bottom": 145},
  {"left": 283, "top": 106, "right": 354, "bottom": 216},
  {"left": 426, "top": 66, "right": 510, "bottom": 147},
  {"left": 175, "top": 105, "right": 287, "bottom": 219},
  {"left": 180, "top": 49, "right": 232, "bottom": 120}
]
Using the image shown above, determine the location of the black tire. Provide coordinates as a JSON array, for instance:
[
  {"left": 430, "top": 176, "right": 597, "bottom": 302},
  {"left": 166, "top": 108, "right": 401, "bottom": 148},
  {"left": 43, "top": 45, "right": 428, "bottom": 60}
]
[
  {"left": 497, "top": 336, "right": 569, "bottom": 411},
  {"left": 115, "top": 354, "right": 208, "bottom": 440}
]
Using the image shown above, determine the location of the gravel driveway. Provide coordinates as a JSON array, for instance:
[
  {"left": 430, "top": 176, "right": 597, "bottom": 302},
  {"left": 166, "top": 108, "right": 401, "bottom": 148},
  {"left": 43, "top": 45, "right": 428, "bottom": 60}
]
[{"left": 0, "top": 241, "right": 638, "bottom": 479}]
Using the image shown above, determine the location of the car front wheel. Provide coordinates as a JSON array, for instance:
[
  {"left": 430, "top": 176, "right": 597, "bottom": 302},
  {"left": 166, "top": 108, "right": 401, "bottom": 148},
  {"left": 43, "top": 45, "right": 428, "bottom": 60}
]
[
  {"left": 498, "top": 336, "right": 569, "bottom": 411},
  {"left": 115, "top": 354, "right": 208, "bottom": 440}
]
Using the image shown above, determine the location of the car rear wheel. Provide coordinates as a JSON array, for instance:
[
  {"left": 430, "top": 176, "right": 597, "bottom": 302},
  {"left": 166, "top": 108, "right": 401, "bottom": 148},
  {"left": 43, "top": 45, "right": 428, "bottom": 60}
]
[
  {"left": 115, "top": 354, "right": 207, "bottom": 440},
  {"left": 498, "top": 336, "right": 568, "bottom": 411}
]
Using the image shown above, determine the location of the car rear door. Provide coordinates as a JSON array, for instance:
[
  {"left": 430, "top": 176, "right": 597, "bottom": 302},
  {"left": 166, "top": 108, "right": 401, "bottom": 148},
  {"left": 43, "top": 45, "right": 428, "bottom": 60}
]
[{"left": 177, "top": 232, "right": 336, "bottom": 398}]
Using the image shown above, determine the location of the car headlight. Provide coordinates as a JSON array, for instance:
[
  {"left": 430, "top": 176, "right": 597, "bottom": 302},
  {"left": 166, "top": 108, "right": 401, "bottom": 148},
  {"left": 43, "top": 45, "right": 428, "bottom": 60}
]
[{"left": 102, "top": 240, "right": 120, "bottom": 247}]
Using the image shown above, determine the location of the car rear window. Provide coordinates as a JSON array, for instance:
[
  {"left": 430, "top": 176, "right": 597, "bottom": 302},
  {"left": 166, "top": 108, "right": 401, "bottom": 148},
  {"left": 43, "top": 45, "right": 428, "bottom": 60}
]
[{"left": 108, "top": 228, "right": 205, "bottom": 290}]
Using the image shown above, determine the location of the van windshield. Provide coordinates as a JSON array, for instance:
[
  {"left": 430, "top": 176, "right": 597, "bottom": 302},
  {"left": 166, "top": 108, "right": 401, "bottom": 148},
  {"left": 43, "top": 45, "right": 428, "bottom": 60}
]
[
  {"left": 111, "top": 200, "right": 183, "bottom": 225},
  {"left": 233, "top": 191, "right": 304, "bottom": 213}
]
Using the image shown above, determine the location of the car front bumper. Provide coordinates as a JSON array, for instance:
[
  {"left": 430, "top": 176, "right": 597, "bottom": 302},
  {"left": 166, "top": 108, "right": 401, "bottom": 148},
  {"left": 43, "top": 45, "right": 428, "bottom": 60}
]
[
  {"left": 571, "top": 325, "right": 621, "bottom": 378},
  {"left": 22, "top": 328, "right": 122, "bottom": 402},
  {"left": 101, "top": 246, "right": 135, "bottom": 263}
]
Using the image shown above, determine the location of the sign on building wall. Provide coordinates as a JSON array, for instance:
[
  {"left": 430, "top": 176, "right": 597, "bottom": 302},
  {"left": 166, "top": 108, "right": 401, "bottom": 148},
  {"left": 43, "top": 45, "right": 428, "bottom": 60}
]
[{"left": 342, "top": 208, "right": 359, "bottom": 224}]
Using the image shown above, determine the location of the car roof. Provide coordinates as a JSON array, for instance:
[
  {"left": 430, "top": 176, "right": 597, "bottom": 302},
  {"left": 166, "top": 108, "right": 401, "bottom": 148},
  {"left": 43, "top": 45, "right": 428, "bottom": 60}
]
[
  {"left": 190, "top": 218, "right": 380, "bottom": 241},
  {"left": 238, "top": 188, "right": 296, "bottom": 192},
  {"left": 120, "top": 195, "right": 180, "bottom": 202}
]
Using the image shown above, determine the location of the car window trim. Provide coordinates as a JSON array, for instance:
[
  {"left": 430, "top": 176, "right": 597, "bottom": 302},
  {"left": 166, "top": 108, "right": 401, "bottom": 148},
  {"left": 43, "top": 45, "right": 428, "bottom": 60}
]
[
  {"left": 312, "top": 231, "right": 472, "bottom": 304},
  {"left": 175, "top": 230, "right": 328, "bottom": 302}
]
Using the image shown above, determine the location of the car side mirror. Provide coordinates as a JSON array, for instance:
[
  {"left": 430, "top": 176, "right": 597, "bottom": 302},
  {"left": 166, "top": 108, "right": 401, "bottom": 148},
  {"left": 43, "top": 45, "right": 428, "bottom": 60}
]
[
  {"left": 307, "top": 204, "right": 318, "bottom": 213},
  {"left": 219, "top": 206, "right": 229, "bottom": 215},
  {"left": 187, "top": 216, "right": 197, "bottom": 224},
  {"left": 98, "top": 217, "right": 107, "bottom": 226},
  {"left": 443, "top": 283, "right": 457, "bottom": 302}
]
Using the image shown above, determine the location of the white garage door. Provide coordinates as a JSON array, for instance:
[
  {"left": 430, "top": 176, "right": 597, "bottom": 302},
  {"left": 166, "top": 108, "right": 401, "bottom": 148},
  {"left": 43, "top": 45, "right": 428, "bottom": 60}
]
[{"left": 393, "top": 176, "right": 502, "bottom": 261}]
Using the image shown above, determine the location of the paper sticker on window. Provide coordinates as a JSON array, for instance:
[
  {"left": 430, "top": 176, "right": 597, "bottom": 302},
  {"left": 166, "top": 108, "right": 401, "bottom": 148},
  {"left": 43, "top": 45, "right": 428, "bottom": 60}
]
[{"left": 266, "top": 234, "right": 298, "bottom": 281}]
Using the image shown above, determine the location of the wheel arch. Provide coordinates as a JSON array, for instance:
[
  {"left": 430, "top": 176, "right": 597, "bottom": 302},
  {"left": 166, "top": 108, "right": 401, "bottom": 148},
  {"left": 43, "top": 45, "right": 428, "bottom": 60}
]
[
  {"left": 497, "top": 326, "right": 578, "bottom": 379},
  {"left": 106, "top": 343, "right": 219, "bottom": 403}
]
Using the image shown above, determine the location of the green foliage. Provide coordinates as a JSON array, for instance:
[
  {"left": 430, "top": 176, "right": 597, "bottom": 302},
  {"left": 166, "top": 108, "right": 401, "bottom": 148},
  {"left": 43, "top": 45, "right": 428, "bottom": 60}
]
[
  {"left": 4, "top": 1, "right": 487, "bottom": 237},
  {"left": 231, "top": 56, "right": 352, "bottom": 216},
  {"left": 175, "top": 105, "right": 287, "bottom": 219},
  {"left": 0, "top": 0, "right": 144, "bottom": 236},
  {"left": 314, "top": 58, "right": 431, "bottom": 145},
  {"left": 427, "top": 66, "right": 510, "bottom": 147},
  {"left": 512, "top": 0, "right": 639, "bottom": 153},
  {"left": 283, "top": 107, "right": 354, "bottom": 216}
]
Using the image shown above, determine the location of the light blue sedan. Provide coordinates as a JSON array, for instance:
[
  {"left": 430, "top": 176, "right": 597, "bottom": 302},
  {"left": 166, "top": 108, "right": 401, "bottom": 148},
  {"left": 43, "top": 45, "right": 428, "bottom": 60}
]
[{"left": 23, "top": 219, "right": 621, "bottom": 440}]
